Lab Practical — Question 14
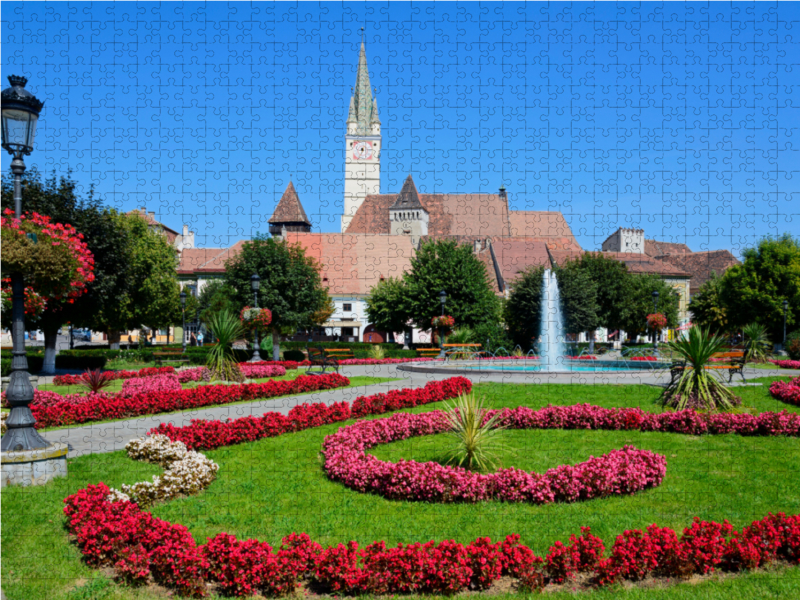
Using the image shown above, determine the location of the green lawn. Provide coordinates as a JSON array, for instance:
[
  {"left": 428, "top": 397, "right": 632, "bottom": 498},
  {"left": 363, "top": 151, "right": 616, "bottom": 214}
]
[{"left": 2, "top": 378, "right": 798, "bottom": 600}]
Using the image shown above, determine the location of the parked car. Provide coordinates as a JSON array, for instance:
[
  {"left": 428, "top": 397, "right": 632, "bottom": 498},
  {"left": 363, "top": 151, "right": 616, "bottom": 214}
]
[{"left": 73, "top": 328, "right": 92, "bottom": 342}]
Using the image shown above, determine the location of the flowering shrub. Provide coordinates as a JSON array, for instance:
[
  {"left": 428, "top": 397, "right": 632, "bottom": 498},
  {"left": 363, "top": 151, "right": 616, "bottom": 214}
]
[
  {"left": 1, "top": 209, "right": 95, "bottom": 300},
  {"left": 53, "top": 367, "right": 176, "bottom": 386},
  {"left": 121, "top": 374, "right": 183, "bottom": 397},
  {"left": 239, "top": 306, "right": 272, "bottom": 330},
  {"left": 239, "top": 364, "right": 286, "bottom": 378},
  {"left": 647, "top": 313, "right": 668, "bottom": 330},
  {"left": 432, "top": 315, "right": 455, "bottom": 329},
  {"left": 772, "top": 360, "right": 800, "bottom": 369},
  {"left": 629, "top": 356, "right": 658, "bottom": 362},
  {"left": 567, "top": 355, "right": 597, "bottom": 360},
  {"left": 322, "top": 410, "right": 666, "bottom": 504},
  {"left": 151, "top": 378, "right": 472, "bottom": 451},
  {"left": 769, "top": 376, "right": 800, "bottom": 406},
  {"left": 0, "top": 279, "right": 46, "bottom": 318},
  {"left": 1, "top": 389, "right": 103, "bottom": 409},
  {"left": 31, "top": 373, "right": 350, "bottom": 428}
]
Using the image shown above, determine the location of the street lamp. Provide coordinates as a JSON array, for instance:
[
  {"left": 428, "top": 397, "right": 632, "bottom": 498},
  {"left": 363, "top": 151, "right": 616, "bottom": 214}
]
[
  {"left": 249, "top": 274, "right": 262, "bottom": 362},
  {"left": 438, "top": 290, "right": 447, "bottom": 359},
  {"left": 652, "top": 290, "right": 660, "bottom": 352},
  {"left": 0, "top": 75, "right": 53, "bottom": 455},
  {"left": 784, "top": 299, "right": 789, "bottom": 350},
  {"left": 180, "top": 291, "right": 187, "bottom": 352}
]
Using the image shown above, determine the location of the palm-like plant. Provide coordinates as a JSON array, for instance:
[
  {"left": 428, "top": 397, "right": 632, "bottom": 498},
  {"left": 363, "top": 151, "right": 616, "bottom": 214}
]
[
  {"left": 660, "top": 326, "right": 741, "bottom": 411},
  {"left": 742, "top": 323, "right": 772, "bottom": 363},
  {"left": 442, "top": 392, "right": 507, "bottom": 472},
  {"left": 204, "top": 309, "right": 245, "bottom": 382},
  {"left": 79, "top": 369, "right": 115, "bottom": 394},
  {"left": 368, "top": 344, "right": 386, "bottom": 360}
]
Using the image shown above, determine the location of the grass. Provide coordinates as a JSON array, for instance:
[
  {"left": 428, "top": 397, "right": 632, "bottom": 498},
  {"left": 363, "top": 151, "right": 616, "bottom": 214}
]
[{"left": 1, "top": 378, "right": 798, "bottom": 600}]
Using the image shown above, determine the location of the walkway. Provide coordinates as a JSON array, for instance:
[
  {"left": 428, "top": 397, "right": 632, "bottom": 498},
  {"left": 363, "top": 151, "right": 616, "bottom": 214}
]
[{"left": 42, "top": 364, "right": 797, "bottom": 458}]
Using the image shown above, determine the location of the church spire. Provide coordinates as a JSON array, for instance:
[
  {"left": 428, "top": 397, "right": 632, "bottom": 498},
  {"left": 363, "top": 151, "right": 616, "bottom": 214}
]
[{"left": 349, "top": 41, "right": 376, "bottom": 135}]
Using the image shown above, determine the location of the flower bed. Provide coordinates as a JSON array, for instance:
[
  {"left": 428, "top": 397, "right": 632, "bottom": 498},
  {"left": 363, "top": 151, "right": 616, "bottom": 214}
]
[
  {"left": 567, "top": 355, "right": 597, "bottom": 360},
  {"left": 121, "top": 374, "right": 183, "bottom": 397},
  {"left": 770, "top": 376, "right": 800, "bottom": 406},
  {"left": 628, "top": 356, "right": 658, "bottom": 362},
  {"left": 30, "top": 373, "right": 350, "bottom": 429},
  {"left": 62, "top": 484, "right": 800, "bottom": 597},
  {"left": 322, "top": 410, "right": 666, "bottom": 504},
  {"left": 176, "top": 364, "right": 287, "bottom": 382},
  {"left": 772, "top": 360, "right": 800, "bottom": 370},
  {"left": 53, "top": 366, "right": 176, "bottom": 386},
  {"left": 151, "top": 377, "right": 473, "bottom": 451}
]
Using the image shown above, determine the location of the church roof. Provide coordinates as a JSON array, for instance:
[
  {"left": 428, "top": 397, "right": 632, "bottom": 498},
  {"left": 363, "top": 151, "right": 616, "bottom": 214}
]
[
  {"left": 390, "top": 175, "right": 424, "bottom": 210},
  {"left": 269, "top": 181, "right": 311, "bottom": 225},
  {"left": 348, "top": 42, "right": 379, "bottom": 135}
]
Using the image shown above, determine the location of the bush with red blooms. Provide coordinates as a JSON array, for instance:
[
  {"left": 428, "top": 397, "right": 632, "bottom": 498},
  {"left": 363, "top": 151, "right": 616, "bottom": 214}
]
[
  {"left": 120, "top": 374, "right": 183, "bottom": 397},
  {"left": 647, "top": 313, "right": 668, "bottom": 330},
  {"left": 769, "top": 376, "right": 800, "bottom": 406},
  {"left": 53, "top": 367, "right": 176, "bottom": 386},
  {"left": 322, "top": 410, "right": 666, "bottom": 504},
  {"left": 1, "top": 209, "right": 94, "bottom": 300},
  {"left": 62, "top": 484, "right": 800, "bottom": 597},
  {"left": 0, "top": 279, "right": 47, "bottom": 318},
  {"left": 629, "top": 356, "right": 658, "bottom": 362},
  {"left": 431, "top": 315, "right": 455, "bottom": 329},
  {"left": 239, "top": 306, "right": 272, "bottom": 331},
  {"left": 31, "top": 373, "right": 350, "bottom": 428},
  {"left": 150, "top": 378, "right": 472, "bottom": 451},
  {"left": 771, "top": 360, "right": 800, "bottom": 369}
]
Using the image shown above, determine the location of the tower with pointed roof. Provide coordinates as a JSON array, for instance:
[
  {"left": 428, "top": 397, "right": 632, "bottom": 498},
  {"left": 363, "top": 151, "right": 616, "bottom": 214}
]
[
  {"left": 342, "top": 40, "right": 382, "bottom": 232},
  {"left": 269, "top": 181, "right": 312, "bottom": 239},
  {"left": 389, "top": 175, "right": 428, "bottom": 246}
]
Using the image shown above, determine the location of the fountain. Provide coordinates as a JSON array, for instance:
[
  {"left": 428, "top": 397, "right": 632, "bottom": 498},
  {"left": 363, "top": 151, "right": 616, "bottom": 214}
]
[{"left": 539, "top": 269, "right": 567, "bottom": 371}]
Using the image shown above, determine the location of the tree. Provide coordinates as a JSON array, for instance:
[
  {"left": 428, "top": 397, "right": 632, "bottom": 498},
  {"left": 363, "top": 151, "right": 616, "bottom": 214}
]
[
  {"left": 310, "top": 293, "right": 335, "bottom": 330},
  {"left": 719, "top": 234, "right": 800, "bottom": 340},
  {"left": 505, "top": 265, "right": 545, "bottom": 349},
  {"left": 618, "top": 274, "right": 680, "bottom": 339},
  {"left": 224, "top": 235, "right": 327, "bottom": 360},
  {"left": 555, "top": 259, "right": 600, "bottom": 336},
  {"left": 688, "top": 272, "right": 729, "bottom": 334},
  {"left": 571, "top": 253, "right": 633, "bottom": 332},
  {"left": 402, "top": 239, "right": 502, "bottom": 333},
  {"left": 365, "top": 277, "right": 412, "bottom": 345},
  {"left": 198, "top": 280, "right": 238, "bottom": 323}
]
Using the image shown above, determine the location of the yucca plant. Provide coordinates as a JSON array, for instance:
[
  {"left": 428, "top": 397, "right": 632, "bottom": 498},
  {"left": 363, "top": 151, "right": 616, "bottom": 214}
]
[
  {"left": 368, "top": 344, "right": 386, "bottom": 360},
  {"left": 660, "top": 326, "right": 741, "bottom": 412},
  {"left": 204, "top": 309, "right": 245, "bottom": 382},
  {"left": 442, "top": 392, "right": 508, "bottom": 472},
  {"left": 446, "top": 327, "right": 474, "bottom": 345},
  {"left": 742, "top": 323, "right": 772, "bottom": 363},
  {"left": 79, "top": 369, "right": 115, "bottom": 394}
]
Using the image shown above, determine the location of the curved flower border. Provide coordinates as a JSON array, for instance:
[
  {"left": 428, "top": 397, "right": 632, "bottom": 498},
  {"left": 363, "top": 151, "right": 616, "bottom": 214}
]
[
  {"left": 321, "top": 411, "right": 667, "bottom": 504},
  {"left": 770, "top": 376, "right": 800, "bottom": 406}
]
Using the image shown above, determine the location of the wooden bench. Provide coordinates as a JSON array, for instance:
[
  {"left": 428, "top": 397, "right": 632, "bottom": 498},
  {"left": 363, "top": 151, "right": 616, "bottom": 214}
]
[
  {"left": 306, "top": 344, "right": 339, "bottom": 375},
  {"left": 444, "top": 343, "right": 484, "bottom": 360},
  {"left": 416, "top": 347, "right": 441, "bottom": 358},
  {"left": 670, "top": 350, "right": 747, "bottom": 385},
  {"left": 324, "top": 348, "right": 355, "bottom": 361},
  {"left": 153, "top": 348, "right": 190, "bottom": 366}
]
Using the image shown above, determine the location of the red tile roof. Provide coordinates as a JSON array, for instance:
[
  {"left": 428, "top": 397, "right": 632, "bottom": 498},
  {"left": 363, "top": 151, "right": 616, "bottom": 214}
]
[
  {"left": 645, "top": 239, "right": 692, "bottom": 257},
  {"left": 269, "top": 181, "right": 311, "bottom": 225},
  {"left": 655, "top": 250, "right": 741, "bottom": 293},
  {"left": 550, "top": 250, "right": 691, "bottom": 278}
]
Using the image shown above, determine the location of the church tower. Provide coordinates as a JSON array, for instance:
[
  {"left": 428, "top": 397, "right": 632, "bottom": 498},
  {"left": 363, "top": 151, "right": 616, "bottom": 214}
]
[{"left": 341, "top": 41, "right": 381, "bottom": 232}]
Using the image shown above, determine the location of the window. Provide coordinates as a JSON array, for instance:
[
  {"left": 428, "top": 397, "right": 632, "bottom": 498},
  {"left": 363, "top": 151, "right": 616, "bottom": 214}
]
[
  {"left": 343, "top": 303, "right": 352, "bottom": 312},
  {"left": 342, "top": 327, "right": 354, "bottom": 336}
]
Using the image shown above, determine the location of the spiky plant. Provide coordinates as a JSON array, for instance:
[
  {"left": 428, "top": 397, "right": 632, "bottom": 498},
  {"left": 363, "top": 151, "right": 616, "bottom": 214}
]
[
  {"left": 442, "top": 392, "right": 507, "bottom": 472},
  {"left": 204, "top": 309, "right": 245, "bottom": 382},
  {"left": 367, "top": 344, "right": 386, "bottom": 360},
  {"left": 660, "top": 326, "right": 741, "bottom": 412},
  {"left": 79, "top": 369, "right": 115, "bottom": 394},
  {"left": 742, "top": 323, "right": 772, "bottom": 363},
  {"left": 446, "top": 327, "right": 474, "bottom": 345}
]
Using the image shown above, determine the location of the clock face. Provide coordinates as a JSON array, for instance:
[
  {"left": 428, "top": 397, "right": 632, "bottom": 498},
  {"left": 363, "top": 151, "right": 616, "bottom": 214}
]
[{"left": 352, "top": 141, "right": 373, "bottom": 160}]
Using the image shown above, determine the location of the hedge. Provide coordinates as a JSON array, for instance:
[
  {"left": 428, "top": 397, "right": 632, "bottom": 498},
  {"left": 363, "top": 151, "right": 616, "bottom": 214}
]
[{"left": 0, "top": 351, "right": 45, "bottom": 376}]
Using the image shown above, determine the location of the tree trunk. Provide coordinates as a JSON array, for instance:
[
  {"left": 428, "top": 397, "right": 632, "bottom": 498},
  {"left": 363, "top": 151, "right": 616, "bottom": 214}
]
[
  {"left": 108, "top": 329, "right": 121, "bottom": 350},
  {"left": 42, "top": 327, "right": 59, "bottom": 374},
  {"left": 272, "top": 325, "right": 280, "bottom": 361}
]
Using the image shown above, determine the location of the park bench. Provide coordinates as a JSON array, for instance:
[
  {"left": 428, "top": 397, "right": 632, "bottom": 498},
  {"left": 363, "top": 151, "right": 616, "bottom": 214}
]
[
  {"left": 306, "top": 344, "right": 340, "bottom": 375},
  {"left": 669, "top": 350, "right": 747, "bottom": 385},
  {"left": 444, "top": 343, "right": 484, "bottom": 360},
  {"left": 416, "top": 347, "right": 441, "bottom": 358},
  {"left": 153, "top": 347, "right": 190, "bottom": 367},
  {"left": 324, "top": 347, "right": 355, "bottom": 361}
]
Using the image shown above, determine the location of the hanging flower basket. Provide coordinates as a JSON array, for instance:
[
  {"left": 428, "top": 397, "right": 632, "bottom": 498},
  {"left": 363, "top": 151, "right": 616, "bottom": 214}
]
[
  {"left": 0, "top": 209, "right": 94, "bottom": 300},
  {"left": 240, "top": 306, "right": 272, "bottom": 330},
  {"left": 432, "top": 315, "right": 455, "bottom": 330},
  {"left": 1, "top": 279, "right": 47, "bottom": 319},
  {"left": 647, "top": 313, "right": 668, "bottom": 330}
]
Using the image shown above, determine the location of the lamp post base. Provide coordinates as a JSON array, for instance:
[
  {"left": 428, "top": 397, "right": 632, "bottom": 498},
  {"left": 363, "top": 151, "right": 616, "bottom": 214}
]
[{"left": 1, "top": 443, "right": 68, "bottom": 487}]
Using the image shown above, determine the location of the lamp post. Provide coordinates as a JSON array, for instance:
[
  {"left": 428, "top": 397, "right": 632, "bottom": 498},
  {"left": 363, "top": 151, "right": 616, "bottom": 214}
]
[
  {"left": 180, "top": 291, "right": 187, "bottom": 352},
  {"left": 249, "top": 274, "right": 262, "bottom": 362},
  {"left": 1, "top": 75, "right": 55, "bottom": 455},
  {"left": 652, "top": 290, "right": 659, "bottom": 352},
  {"left": 784, "top": 299, "right": 789, "bottom": 351},
  {"left": 438, "top": 290, "right": 447, "bottom": 359}
]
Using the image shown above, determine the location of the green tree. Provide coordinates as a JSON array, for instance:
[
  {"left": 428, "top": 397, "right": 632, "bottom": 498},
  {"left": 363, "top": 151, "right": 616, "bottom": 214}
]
[
  {"left": 224, "top": 235, "right": 327, "bottom": 360},
  {"left": 555, "top": 259, "right": 600, "bottom": 336},
  {"left": 504, "top": 265, "right": 545, "bottom": 350},
  {"left": 618, "top": 274, "right": 680, "bottom": 340},
  {"left": 365, "top": 277, "right": 412, "bottom": 346},
  {"left": 719, "top": 234, "right": 800, "bottom": 340},
  {"left": 197, "top": 279, "right": 238, "bottom": 322},
  {"left": 402, "top": 239, "right": 501, "bottom": 333},
  {"left": 688, "top": 272, "right": 729, "bottom": 334},
  {"left": 572, "top": 253, "right": 633, "bottom": 332}
]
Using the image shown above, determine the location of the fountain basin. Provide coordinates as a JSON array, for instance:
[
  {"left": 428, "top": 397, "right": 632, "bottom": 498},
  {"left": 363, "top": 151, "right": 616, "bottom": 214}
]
[{"left": 397, "top": 359, "right": 668, "bottom": 377}]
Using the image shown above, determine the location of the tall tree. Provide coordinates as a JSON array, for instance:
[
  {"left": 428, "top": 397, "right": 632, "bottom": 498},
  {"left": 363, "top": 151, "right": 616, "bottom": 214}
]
[
  {"left": 571, "top": 253, "right": 633, "bottom": 331},
  {"left": 402, "top": 239, "right": 501, "bottom": 332},
  {"left": 224, "top": 235, "right": 327, "bottom": 360},
  {"left": 504, "top": 265, "right": 545, "bottom": 350},
  {"left": 618, "top": 274, "right": 680, "bottom": 339},
  {"left": 555, "top": 259, "right": 600, "bottom": 336},
  {"left": 197, "top": 280, "right": 238, "bottom": 323},
  {"left": 365, "top": 277, "right": 412, "bottom": 345},
  {"left": 719, "top": 234, "right": 800, "bottom": 340},
  {"left": 688, "top": 272, "right": 729, "bottom": 334}
]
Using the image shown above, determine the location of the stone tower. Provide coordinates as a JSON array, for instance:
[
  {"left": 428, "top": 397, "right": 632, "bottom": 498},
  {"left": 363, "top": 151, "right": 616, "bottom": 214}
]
[
  {"left": 342, "top": 41, "right": 381, "bottom": 232},
  {"left": 389, "top": 175, "right": 428, "bottom": 247}
]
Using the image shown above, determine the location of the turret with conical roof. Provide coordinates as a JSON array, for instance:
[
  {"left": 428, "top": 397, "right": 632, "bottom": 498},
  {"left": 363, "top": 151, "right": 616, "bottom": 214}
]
[
  {"left": 389, "top": 175, "right": 428, "bottom": 246},
  {"left": 269, "top": 181, "right": 312, "bottom": 238},
  {"left": 347, "top": 42, "right": 380, "bottom": 136}
]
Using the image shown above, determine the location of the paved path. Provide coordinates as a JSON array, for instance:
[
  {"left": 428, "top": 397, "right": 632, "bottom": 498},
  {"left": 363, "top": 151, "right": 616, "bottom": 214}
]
[{"left": 40, "top": 364, "right": 797, "bottom": 458}]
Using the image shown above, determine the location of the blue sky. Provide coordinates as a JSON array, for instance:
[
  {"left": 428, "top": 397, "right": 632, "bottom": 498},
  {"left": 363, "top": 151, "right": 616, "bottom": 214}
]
[{"left": 3, "top": 1, "right": 798, "bottom": 254}]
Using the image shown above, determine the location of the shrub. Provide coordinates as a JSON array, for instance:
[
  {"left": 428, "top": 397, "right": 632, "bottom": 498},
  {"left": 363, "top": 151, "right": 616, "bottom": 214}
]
[
  {"left": 442, "top": 391, "right": 507, "bottom": 472},
  {"left": 787, "top": 330, "right": 800, "bottom": 360},
  {"left": 204, "top": 310, "right": 245, "bottom": 381}
]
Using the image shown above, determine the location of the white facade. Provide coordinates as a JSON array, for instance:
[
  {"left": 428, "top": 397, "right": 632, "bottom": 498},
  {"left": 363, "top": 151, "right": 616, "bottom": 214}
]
[
  {"left": 601, "top": 227, "right": 645, "bottom": 254},
  {"left": 342, "top": 134, "right": 381, "bottom": 231}
]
